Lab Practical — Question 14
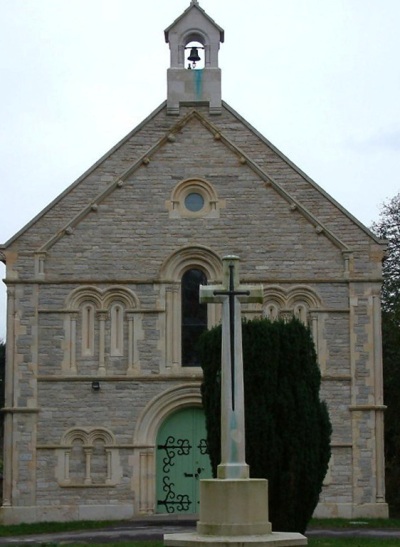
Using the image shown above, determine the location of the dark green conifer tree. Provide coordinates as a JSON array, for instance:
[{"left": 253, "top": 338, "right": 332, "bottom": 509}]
[{"left": 199, "top": 317, "right": 331, "bottom": 534}]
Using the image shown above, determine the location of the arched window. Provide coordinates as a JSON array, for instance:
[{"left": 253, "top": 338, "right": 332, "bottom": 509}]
[
  {"left": 294, "top": 303, "right": 309, "bottom": 325},
  {"left": 69, "top": 438, "right": 86, "bottom": 483},
  {"left": 185, "top": 41, "right": 205, "bottom": 70},
  {"left": 181, "top": 269, "right": 207, "bottom": 367},
  {"left": 57, "top": 427, "right": 119, "bottom": 487},
  {"left": 264, "top": 302, "right": 279, "bottom": 321},
  {"left": 81, "top": 303, "right": 95, "bottom": 356},
  {"left": 91, "top": 438, "right": 108, "bottom": 484},
  {"left": 110, "top": 303, "right": 124, "bottom": 356}
]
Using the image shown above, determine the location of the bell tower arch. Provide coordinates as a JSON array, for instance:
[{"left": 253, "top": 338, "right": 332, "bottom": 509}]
[{"left": 164, "top": 0, "right": 224, "bottom": 115}]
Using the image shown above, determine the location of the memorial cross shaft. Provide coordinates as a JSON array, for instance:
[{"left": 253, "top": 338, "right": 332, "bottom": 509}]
[{"left": 200, "top": 255, "right": 263, "bottom": 479}]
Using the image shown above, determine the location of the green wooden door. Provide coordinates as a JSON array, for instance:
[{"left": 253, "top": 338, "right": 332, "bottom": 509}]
[{"left": 156, "top": 407, "right": 212, "bottom": 514}]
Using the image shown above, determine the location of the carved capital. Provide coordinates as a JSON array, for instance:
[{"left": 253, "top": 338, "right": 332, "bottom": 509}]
[
  {"left": 7, "top": 286, "right": 16, "bottom": 298},
  {"left": 279, "top": 310, "right": 294, "bottom": 322},
  {"left": 96, "top": 310, "right": 109, "bottom": 321}
]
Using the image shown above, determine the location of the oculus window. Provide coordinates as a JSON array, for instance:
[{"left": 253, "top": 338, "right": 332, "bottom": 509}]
[
  {"left": 185, "top": 192, "right": 204, "bottom": 212},
  {"left": 167, "top": 178, "right": 224, "bottom": 219}
]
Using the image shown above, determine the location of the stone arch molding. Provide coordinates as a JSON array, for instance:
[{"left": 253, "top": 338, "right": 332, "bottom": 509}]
[
  {"left": 180, "top": 29, "right": 211, "bottom": 68},
  {"left": 56, "top": 426, "right": 122, "bottom": 487},
  {"left": 174, "top": 28, "right": 213, "bottom": 68},
  {"left": 263, "top": 284, "right": 323, "bottom": 356},
  {"left": 182, "top": 29, "right": 210, "bottom": 49},
  {"left": 263, "top": 285, "right": 322, "bottom": 320},
  {"left": 166, "top": 178, "right": 225, "bottom": 219},
  {"left": 160, "top": 245, "right": 223, "bottom": 282},
  {"left": 159, "top": 246, "right": 222, "bottom": 371},
  {"left": 62, "top": 427, "right": 116, "bottom": 446},
  {"left": 66, "top": 286, "right": 139, "bottom": 310},
  {"left": 134, "top": 383, "right": 203, "bottom": 446}
]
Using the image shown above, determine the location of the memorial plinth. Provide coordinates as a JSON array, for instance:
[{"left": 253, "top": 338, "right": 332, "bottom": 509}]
[
  {"left": 165, "top": 472, "right": 307, "bottom": 547},
  {"left": 196, "top": 479, "right": 272, "bottom": 536},
  {"left": 165, "top": 479, "right": 306, "bottom": 547}
]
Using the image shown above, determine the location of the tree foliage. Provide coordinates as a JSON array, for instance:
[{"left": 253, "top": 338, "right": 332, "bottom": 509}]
[
  {"left": 372, "top": 192, "right": 400, "bottom": 513},
  {"left": 199, "top": 317, "right": 331, "bottom": 534},
  {"left": 372, "top": 192, "right": 400, "bottom": 320}
]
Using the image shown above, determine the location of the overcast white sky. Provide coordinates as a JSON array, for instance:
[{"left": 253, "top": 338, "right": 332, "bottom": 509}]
[{"left": 1, "top": 0, "right": 400, "bottom": 339}]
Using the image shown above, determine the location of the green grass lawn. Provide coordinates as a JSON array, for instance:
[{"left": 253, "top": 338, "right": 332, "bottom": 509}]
[
  {"left": 309, "top": 518, "right": 400, "bottom": 528},
  {"left": 60, "top": 541, "right": 400, "bottom": 547},
  {"left": 1, "top": 519, "right": 400, "bottom": 546},
  {"left": 309, "top": 541, "right": 400, "bottom": 546},
  {"left": 0, "top": 519, "right": 121, "bottom": 536},
  {"left": 1, "top": 518, "right": 400, "bottom": 537}
]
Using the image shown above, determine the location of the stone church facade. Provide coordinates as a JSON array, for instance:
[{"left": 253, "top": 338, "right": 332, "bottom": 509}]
[{"left": 0, "top": 1, "right": 388, "bottom": 523}]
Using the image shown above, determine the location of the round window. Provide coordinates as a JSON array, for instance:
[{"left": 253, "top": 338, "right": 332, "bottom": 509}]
[{"left": 184, "top": 192, "right": 204, "bottom": 212}]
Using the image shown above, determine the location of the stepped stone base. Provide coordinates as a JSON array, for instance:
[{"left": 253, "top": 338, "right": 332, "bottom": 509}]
[
  {"left": 164, "top": 479, "right": 307, "bottom": 547},
  {"left": 164, "top": 532, "right": 307, "bottom": 547}
]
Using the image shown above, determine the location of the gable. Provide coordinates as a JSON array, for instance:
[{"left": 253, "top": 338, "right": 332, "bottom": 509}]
[
  {"left": 33, "top": 114, "right": 346, "bottom": 282},
  {"left": 164, "top": 2, "right": 224, "bottom": 44},
  {"left": 18, "top": 110, "right": 349, "bottom": 251},
  {"left": 2, "top": 103, "right": 384, "bottom": 283}
]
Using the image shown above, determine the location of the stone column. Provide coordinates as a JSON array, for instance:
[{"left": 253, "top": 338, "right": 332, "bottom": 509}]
[
  {"left": 372, "top": 292, "right": 386, "bottom": 503},
  {"left": 64, "top": 312, "right": 78, "bottom": 374},
  {"left": 2, "top": 287, "right": 15, "bottom": 506},
  {"left": 64, "top": 450, "right": 71, "bottom": 484},
  {"left": 84, "top": 448, "right": 92, "bottom": 485},
  {"left": 106, "top": 449, "right": 113, "bottom": 485},
  {"left": 165, "top": 285, "right": 180, "bottom": 369},
  {"left": 127, "top": 312, "right": 141, "bottom": 374}
]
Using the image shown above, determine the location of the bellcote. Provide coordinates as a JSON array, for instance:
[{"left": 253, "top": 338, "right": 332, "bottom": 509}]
[{"left": 165, "top": 1, "right": 224, "bottom": 115}]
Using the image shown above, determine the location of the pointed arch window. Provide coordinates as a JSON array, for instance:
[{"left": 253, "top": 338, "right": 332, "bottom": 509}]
[{"left": 181, "top": 268, "right": 208, "bottom": 367}]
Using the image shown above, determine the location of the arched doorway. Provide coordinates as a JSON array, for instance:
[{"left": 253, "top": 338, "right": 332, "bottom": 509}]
[{"left": 156, "top": 407, "right": 212, "bottom": 514}]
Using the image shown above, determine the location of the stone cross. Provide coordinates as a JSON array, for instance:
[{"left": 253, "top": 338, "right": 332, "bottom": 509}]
[{"left": 200, "top": 255, "right": 263, "bottom": 479}]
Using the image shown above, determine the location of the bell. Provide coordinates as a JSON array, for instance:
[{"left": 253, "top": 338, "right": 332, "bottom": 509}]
[{"left": 187, "top": 47, "right": 201, "bottom": 63}]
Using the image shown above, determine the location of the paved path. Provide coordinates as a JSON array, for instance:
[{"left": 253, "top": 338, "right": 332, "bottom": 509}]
[{"left": 0, "top": 518, "right": 400, "bottom": 545}]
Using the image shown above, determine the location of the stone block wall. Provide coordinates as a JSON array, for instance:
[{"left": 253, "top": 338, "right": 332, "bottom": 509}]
[{"left": 0, "top": 103, "right": 388, "bottom": 522}]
